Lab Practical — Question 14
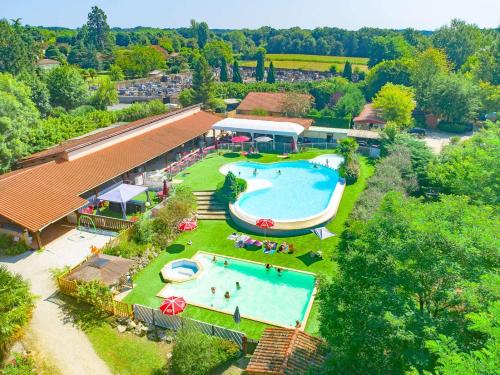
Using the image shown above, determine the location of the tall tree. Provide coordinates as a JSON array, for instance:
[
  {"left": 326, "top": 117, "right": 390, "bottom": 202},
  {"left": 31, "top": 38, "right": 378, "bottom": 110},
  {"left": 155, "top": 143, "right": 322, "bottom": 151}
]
[
  {"left": 192, "top": 55, "right": 213, "bottom": 105},
  {"left": 0, "top": 19, "right": 39, "bottom": 75},
  {"left": 365, "top": 59, "right": 412, "bottom": 99},
  {"left": 342, "top": 61, "right": 352, "bottom": 81},
  {"left": 115, "top": 46, "right": 165, "bottom": 78},
  {"left": 90, "top": 76, "right": 118, "bottom": 110},
  {"left": 373, "top": 83, "right": 416, "bottom": 128},
  {"left": 267, "top": 61, "right": 276, "bottom": 83},
  {"left": 255, "top": 48, "right": 266, "bottom": 81},
  {"left": 232, "top": 60, "right": 242, "bottom": 83},
  {"left": 85, "top": 6, "right": 111, "bottom": 51},
  {"left": 219, "top": 57, "right": 228, "bottom": 82},
  {"left": 196, "top": 22, "right": 209, "bottom": 49},
  {"left": 203, "top": 40, "right": 232, "bottom": 67},
  {"left": 46, "top": 65, "right": 89, "bottom": 110}
]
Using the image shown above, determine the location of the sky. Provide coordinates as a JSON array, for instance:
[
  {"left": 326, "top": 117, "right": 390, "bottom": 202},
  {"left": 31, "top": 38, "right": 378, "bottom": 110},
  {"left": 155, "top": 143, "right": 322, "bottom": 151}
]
[{"left": 2, "top": 0, "right": 499, "bottom": 30}]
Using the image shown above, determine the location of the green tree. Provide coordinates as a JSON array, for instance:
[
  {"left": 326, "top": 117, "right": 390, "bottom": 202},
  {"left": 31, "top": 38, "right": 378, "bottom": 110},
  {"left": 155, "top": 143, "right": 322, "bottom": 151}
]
[
  {"left": 255, "top": 48, "right": 266, "bottom": 81},
  {"left": 410, "top": 48, "right": 452, "bottom": 112},
  {"left": 85, "top": 6, "right": 111, "bottom": 51},
  {"left": 267, "top": 61, "right": 276, "bottom": 83},
  {"left": 0, "top": 266, "right": 34, "bottom": 354},
  {"left": 319, "top": 193, "right": 499, "bottom": 374},
  {"left": 178, "top": 88, "right": 196, "bottom": 107},
  {"left": 89, "top": 76, "right": 118, "bottom": 110},
  {"left": 427, "top": 74, "right": 481, "bottom": 123},
  {"left": 46, "top": 65, "right": 89, "bottom": 110},
  {"left": 432, "top": 19, "right": 486, "bottom": 69},
  {"left": 115, "top": 45, "right": 165, "bottom": 78},
  {"left": 109, "top": 64, "right": 125, "bottom": 81},
  {"left": 364, "top": 59, "right": 412, "bottom": 99},
  {"left": 67, "top": 41, "right": 100, "bottom": 70},
  {"left": 462, "top": 42, "right": 500, "bottom": 85},
  {"left": 0, "top": 19, "right": 39, "bottom": 75},
  {"left": 368, "top": 35, "right": 413, "bottom": 67},
  {"left": 232, "top": 60, "right": 242, "bottom": 83},
  {"left": 192, "top": 55, "right": 214, "bottom": 105},
  {"left": 196, "top": 22, "right": 209, "bottom": 49},
  {"left": 342, "top": 61, "right": 352, "bottom": 81},
  {"left": 373, "top": 83, "right": 416, "bottom": 127},
  {"left": 44, "top": 44, "right": 65, "bottom": 62},
  {"left": 203, "top": 40, "right": 232, "bottom": 67},
  {"left": 427, "top": 123, "right": 499, "bottom": 205},
  {"left": 219, "top": 57, "right": 228, "bottom": 82},
  {"left": 227, "top": 30, "right": 246, "bottom": 52},
  {"left": 0, "top": 73, "right": 40, "bottom": 172},
  {"left": 18, "top": 72, "right": 51, "bottom": 117}
]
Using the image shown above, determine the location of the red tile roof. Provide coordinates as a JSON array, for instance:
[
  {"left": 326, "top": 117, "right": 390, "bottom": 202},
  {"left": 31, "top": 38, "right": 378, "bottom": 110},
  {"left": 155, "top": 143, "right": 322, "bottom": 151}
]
[
  {"left": 233, "top": 114, "right": 313, "bottom": 129},
  {"left": 237, "top": 92, "right": 312, "bottom": 114},
  {"left": 246, "top": 328, "right": 327, "bottom": 375},
  {"left": 0, "top": 108, "right": 220, "bottom": 231},
  {"left": 353, "top": 103, "right": 385, "bottom": 125}
]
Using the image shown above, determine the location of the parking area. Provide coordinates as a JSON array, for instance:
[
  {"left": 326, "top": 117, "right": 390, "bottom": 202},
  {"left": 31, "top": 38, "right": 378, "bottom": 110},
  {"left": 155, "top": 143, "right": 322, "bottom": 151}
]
[{"left": 422, "top": 129, "right": 472, "bottom": 154}]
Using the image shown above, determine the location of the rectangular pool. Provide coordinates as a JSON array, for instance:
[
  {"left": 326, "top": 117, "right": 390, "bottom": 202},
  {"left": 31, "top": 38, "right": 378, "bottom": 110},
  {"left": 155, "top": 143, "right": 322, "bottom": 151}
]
[{"left": 157, "top": 252, "right": 316, "bottom": 328}]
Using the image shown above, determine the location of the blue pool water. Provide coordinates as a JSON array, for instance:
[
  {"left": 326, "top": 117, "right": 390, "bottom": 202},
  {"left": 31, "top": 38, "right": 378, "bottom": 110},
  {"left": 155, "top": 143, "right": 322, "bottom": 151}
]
[
  {"left": 227, "top": 160, "right": 340, "bottom": 220},
  {"left": 161, "top": 253, "right": 316, "bottom": 327}
]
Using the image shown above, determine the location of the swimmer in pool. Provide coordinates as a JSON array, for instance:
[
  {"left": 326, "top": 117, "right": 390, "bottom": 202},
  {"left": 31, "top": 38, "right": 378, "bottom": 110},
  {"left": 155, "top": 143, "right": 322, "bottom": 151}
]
[
  {"left": 212, "top": 255, "right": 217, "bottom": 262},
  {"left": 236, "top": 281, "right": 241, "bottom": 290},
  {"left": 224, "top": 260, "right": 229, "bottom": 267},
  {"left": 277, "top": 170, "right": 281, "bottom": 175},
  {"left": 211, "top": 287, "right": 216, "bottom": 294},
  {"left": 224, "top": 291, "right": 230, "bottom": 299},
  {"left": 253, "top": 168, "right": 257, "bottom": 176},
  {"left": 265, "top": 263, "right": 271, "bottom": 270}
]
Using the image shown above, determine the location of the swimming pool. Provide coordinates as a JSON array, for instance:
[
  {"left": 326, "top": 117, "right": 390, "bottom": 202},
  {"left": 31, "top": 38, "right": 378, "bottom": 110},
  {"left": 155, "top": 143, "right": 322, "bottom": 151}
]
[
  {"left": 221, "top": 160, "right": 345, "bottom": 231},
  {"left": 157, "top": 252, "right": 316, "bottom": 328}
]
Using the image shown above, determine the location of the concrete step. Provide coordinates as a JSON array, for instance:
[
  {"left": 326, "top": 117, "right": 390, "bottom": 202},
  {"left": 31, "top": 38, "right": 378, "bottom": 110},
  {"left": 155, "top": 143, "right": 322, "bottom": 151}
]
[
  {"left": 193, "top": 191, "right": 216, "bottom": 196},
  {"left": 197, "top": 213, "right": 227, "bottom": 220},
  {"left": 197, "top": 209, "right": 227, "bottom": 215},
  {"left": 197, "top": 204, "right": 226, "bottom": 210}
]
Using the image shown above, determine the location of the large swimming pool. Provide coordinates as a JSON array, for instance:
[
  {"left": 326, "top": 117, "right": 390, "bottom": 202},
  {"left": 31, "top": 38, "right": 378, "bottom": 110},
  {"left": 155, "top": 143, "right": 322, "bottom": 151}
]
[
  {"left": 158, "top": 253, "right": 316, "bottom": 327},
  {"left": 224, "top": 160, "right": 341, "bottom": 221}
]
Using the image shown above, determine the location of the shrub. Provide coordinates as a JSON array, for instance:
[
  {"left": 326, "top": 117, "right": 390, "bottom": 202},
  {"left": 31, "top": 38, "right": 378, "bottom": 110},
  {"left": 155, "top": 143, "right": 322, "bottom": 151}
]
[
  {"left": 2, "top": 353, "right": 37, "bottom": 375},
  {"left": 170, "top": 330, "right": 240, "bottom": 375},
  {"left": 0, "top": 234, "right": 30, "bottom": 256},
  {"left": 102, "top": 237, "right": 146, "bottom": 258},
  {"left": 249, "top": 108, "right": 269, "bottom": 116},
  {"left": 437, "top": 122, "right": 471, "bottom": 133},
  {"left": 0, "top": 267, "right": 34, "bottom": 356},
  {"left": 216, "top": 172, "right": 247, "bottom": 203},
  {"left": 340, "top": 154, "right": 360, "bottom": 185},
  {"left": 116, "top": 100, "right": 168, "bottom": 122},
  {"left": 75, "top": 280, "right": 112, "bottom": 315},
  {"left": 337, "top": 137, "right": 359, "bottom": 161},
  {"left": 131, "top": 216, "right": 155, "bottom": 245}
]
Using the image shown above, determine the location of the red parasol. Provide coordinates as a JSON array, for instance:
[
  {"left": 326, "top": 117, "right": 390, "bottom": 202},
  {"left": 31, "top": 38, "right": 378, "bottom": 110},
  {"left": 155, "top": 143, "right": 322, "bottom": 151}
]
[
  {"left": 178, "top": 220, "right": 198, "bottom": 231},
  {"left": 159, "top": 296, "right": 186, "bottom": 315},
  {"left": 231, "top": 136, "right": 251, "bottom": 143},
  {"left": 256, "top": 218, "right": 275, "bottom": 229}
]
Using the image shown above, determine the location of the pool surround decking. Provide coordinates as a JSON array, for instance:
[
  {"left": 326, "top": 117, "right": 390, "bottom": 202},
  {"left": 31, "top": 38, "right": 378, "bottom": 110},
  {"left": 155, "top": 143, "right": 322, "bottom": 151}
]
[{"left": 156, "top": 251, "right": 317, "bottom": 330}]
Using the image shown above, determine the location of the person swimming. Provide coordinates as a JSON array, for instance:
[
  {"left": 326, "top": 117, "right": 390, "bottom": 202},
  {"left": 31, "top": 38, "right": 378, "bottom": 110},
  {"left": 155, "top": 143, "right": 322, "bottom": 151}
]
[
  {"left": 277, "top": 169, "right": 281, "bottom": 175},
  {"left": 295, "top": 320, "right": 301, "bottom": 328},
  {"left": 224, "top": 291, "right": 230, "bottom": 299},
  {"left": 212, "top": 255, "right": 217, "bottom": 262},
  {"left": 265, "top": 263, "right": 271, "bottom": 270},
  {"left": 224, "top": 260, "right": 229, "bottom": 267},
  {"left": 211, "top": 287, "right": 216, "bottom": 294},
  {"left": 253, "top": 168, "right": 257, "bottom": 176},
  {"left": 236, "top": 281, "right": 241, "bottom": 290},
  {"left": 277, "top": 267, "right": 283, "bottom": 276}
]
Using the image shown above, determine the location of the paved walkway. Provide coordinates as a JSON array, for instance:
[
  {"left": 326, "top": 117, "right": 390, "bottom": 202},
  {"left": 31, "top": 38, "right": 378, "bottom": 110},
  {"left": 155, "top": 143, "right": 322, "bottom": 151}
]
[{"left": 1, "top": 229, "right": 114, "bottom": 375}]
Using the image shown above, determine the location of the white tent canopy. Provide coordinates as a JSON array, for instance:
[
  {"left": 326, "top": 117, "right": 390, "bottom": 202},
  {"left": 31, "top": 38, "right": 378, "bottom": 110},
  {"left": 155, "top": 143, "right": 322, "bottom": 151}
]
[
  {"left": 98, "top": 184, "right": 149, "bottom": 220},
  {"left": 212, "top": 118, "right": 305, "bottom": 137}
]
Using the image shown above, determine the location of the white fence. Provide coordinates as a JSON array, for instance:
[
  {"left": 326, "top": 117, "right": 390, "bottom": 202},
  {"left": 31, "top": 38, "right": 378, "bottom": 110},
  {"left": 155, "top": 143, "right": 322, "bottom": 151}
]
[{"left": 134, "top": 304, "right": 245, "bottom": 348}]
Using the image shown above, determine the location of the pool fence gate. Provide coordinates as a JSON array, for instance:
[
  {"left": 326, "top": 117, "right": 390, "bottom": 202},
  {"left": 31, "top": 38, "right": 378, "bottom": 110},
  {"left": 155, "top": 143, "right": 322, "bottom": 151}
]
[{"left": 134, "top": 304, "right": 246, "bottom": 350}]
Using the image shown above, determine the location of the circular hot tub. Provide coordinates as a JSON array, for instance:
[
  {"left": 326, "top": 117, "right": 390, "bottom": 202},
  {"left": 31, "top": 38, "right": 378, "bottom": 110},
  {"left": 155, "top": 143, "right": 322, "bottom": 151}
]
[{"left": 161, "top": 258, "right": 202, "bottom": 283}]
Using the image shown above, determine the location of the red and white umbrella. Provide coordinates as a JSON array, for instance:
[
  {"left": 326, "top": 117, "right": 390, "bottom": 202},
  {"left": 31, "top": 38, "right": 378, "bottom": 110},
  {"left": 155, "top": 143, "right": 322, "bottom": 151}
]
[
  {"left": 256, "top": 218, "right": 275, "bottom": 238},
  {"left": 159, "top": 296, "right": 186, "bottom": 315},
  {"left": 178, "top": 220, "right": 197, "bottom": 231},
  {"left": 231, "top": 136, "right": 250, "bottom": 143}
]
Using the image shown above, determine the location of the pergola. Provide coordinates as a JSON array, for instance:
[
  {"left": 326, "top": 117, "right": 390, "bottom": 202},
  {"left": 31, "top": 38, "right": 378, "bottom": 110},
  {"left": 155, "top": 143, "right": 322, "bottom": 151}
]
[
  {"left": 98, "top": 183, "right": 149, "bottom": 220},
  {"left": 212, "top": 118, "right": 305, "bottom": 150}
]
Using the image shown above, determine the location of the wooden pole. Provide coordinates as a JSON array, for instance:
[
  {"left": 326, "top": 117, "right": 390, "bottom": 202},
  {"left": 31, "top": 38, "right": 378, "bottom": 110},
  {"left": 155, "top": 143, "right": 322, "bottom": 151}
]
[{"left": 34, "top": 231, "right": 42, "bottom": 249}]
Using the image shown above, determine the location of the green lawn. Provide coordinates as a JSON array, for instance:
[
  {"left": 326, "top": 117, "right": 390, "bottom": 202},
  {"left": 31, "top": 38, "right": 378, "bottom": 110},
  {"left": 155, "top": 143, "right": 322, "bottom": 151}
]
[
  {"left": 86, "top": 323, "right": 170, "bottom": 375},
  {"left": 123, "top": 152, "right": 374, "bottom": 339},
  {"left": 239, "top": 53, "right": 369, "bottom": 72}
]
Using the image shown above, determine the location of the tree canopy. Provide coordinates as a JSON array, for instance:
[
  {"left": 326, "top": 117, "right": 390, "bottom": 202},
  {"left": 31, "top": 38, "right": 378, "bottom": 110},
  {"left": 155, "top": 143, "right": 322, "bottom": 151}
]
[
  {"left": 373, "top": 83, "right": 416, "bottom": 127},
  {"left": 46, "top": 65, "right": 89, "bottom": 110}
]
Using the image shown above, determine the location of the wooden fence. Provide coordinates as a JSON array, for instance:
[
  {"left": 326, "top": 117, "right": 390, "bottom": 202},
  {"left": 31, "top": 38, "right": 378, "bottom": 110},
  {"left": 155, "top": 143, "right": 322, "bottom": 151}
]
[
  {"left": 77, "top": 212, "right": 135, "bottom": 232},
  {"left": 134, "top": 304, "right": 246, "bottom": 349}
]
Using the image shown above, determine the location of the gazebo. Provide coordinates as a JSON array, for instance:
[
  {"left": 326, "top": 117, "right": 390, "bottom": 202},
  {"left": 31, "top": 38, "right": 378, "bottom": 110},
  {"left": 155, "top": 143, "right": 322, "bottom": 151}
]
[
  {"left": 98, "top": 184, "right": 150, "bottom": 220},
  {"left": 65, "top": 254, "right": 134, "bottom": 287}
]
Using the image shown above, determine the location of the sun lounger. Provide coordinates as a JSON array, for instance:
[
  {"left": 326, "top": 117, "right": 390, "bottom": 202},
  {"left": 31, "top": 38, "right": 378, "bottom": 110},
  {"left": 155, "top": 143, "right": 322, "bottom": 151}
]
[
  {"left": 244, "top": 239, "right": 263, "bottom": 248},
  {"left": 227, "top": 233, "right": 239, "bottom": 240}
]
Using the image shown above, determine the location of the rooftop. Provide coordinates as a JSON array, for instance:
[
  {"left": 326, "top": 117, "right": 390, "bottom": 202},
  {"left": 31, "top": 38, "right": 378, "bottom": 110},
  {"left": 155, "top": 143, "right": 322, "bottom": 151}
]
[
  {"left": 0, "top": 106, "right": 220, "bottom": 232},
  {"left": 65, "top": 254, "right": 134, "bottom": 286},
  {"left": 234, "top": 114, "right": 313, "bottom": 129},
  {"left": 37, "top": 58, "right": 60, "bottom": 65},
  {"left": 246, "top": 328, "right": 327, "bottom": 375},
  {"left": 213, "top": 117, "right": 305, "bottom": 137},
  {"left": 237, "top": 92, "right": 312, "bottom": 114},
  {"left": 353, "top": 103, "right": 385, "bottom": 125}
]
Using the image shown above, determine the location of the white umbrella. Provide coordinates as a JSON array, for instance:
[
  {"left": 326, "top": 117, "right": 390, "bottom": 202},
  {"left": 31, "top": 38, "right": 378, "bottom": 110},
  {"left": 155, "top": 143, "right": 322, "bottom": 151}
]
[
  {"left": 254, "top": 136, "right": 273, "bottom": 142},
  {"left": 310, "top": 227, "right": 336, "bottom": 256}
]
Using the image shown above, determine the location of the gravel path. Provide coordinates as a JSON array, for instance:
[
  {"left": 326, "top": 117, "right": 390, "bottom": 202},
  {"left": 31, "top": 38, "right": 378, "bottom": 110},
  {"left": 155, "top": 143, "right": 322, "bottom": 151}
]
[{"left": 1, "top": 229, "right": 114, "bottom": 375}]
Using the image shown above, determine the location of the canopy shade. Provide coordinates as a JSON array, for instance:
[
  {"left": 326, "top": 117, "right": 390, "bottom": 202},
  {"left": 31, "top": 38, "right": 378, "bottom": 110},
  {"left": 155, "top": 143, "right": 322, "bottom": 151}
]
[
  {"left": 99, "top": 183, "right": 148, "bottom": 204},
  {"left": 213, "top": 118, "right": 305, "bottom": 137},
  {"left": 310, "top": 227, "right": 335, "bottom": 240}
]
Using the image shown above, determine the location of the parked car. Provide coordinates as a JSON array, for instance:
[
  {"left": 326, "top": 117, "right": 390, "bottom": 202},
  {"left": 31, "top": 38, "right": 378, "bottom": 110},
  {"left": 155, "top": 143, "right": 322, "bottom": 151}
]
[{"left": 409, "top": 127, "right": 427, "bottom": 137}]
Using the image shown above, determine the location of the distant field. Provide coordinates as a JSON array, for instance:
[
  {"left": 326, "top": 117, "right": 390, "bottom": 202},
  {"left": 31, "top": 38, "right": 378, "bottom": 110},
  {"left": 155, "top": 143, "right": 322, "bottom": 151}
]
[{"left": 239, "top": 53, "right": 369, "bottom": 72}]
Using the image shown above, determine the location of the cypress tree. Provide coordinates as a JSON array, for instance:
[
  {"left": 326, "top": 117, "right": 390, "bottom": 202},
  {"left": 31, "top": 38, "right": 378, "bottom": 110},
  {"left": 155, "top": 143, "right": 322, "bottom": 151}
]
[
  {"left": 232, "top": 60, "right": 242, "bottom": 83},
  {"left": 192, "top": 55, "right": 214, "bottom": 104},
  {"left": 255, "top": 48, "right": 266, "bottom": 81},
  {"left": 343, "top": 61, "right": 353, "bottom": 81},
  {"left": 220, "top": 57, "right": 228, "bottom": 82},
  {"left": 267, "top": 61, "right": 276, "bottom": 83}
]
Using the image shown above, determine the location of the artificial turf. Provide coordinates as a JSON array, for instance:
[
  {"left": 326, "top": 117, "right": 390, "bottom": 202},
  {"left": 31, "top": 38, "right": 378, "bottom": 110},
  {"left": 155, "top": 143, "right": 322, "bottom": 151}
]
[{"left": 123, "top": 151, "right": 374, "bottom": 339}]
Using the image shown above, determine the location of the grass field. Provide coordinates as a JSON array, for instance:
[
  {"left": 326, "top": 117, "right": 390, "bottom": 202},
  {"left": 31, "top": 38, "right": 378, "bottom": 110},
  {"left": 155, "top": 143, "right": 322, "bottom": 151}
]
[
  {"left": 239, "top": 53, "right": 369, "bottom": 72},
  {"left": 123, "top": 151, "right": 374, "bottom": 339}
]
